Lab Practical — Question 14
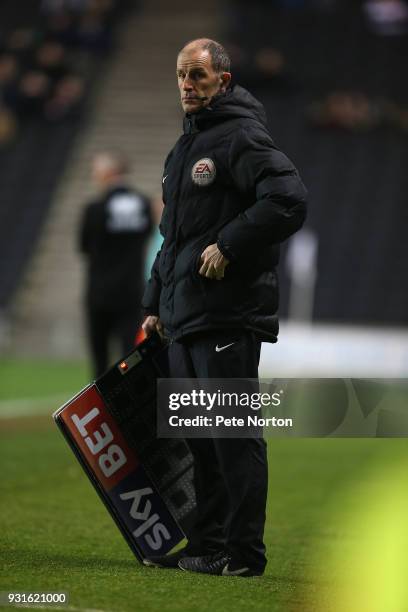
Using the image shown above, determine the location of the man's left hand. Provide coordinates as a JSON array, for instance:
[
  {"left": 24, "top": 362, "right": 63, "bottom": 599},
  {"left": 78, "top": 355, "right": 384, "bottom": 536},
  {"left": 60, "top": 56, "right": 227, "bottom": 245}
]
[{"left": 198, "top": 243, "right": 229, "bottom": 280}]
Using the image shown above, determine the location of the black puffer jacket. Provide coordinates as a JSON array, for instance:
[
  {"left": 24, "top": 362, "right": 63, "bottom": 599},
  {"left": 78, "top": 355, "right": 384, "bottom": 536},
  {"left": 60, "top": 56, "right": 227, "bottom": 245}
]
[{"left": 142, "top": 85, "right": 307, "bottom": 342}]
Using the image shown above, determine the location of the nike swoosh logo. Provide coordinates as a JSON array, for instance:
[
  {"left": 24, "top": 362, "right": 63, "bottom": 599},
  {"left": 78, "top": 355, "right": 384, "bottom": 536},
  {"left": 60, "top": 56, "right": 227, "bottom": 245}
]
[
  {"left": 162, "top": 175, "right": 168, "bottom": 183},
  {"left": 222, "top": 564, "right": 250, "bottom": 576},
  {"left": 215, "top": 342, "right": 235, "bottom": 353}
]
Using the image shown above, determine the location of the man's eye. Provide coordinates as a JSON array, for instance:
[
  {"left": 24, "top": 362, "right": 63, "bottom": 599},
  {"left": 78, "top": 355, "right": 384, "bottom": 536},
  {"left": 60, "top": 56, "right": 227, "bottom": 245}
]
[{"left": 177, "top": 71, "right": 205, "bottom": 80}]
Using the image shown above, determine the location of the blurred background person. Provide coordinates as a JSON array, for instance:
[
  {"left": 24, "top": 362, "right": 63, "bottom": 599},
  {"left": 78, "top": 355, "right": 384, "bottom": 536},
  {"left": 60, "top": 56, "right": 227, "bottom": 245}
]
[
  {"left": 364, "top": 0, "right": 408, "bottom": 35},
  {"left": 78, "top": 150, "right": 153, "bottom": 377}
]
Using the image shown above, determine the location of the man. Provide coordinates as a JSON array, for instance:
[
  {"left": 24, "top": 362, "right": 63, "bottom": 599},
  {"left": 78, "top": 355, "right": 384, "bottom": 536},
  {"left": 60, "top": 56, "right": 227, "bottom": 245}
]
[
  {"left": 142, "top": 39, "right": 307, "bottom": 577},
  {"left": 79, "top": 151, "right": 152, "bottom": 377}
]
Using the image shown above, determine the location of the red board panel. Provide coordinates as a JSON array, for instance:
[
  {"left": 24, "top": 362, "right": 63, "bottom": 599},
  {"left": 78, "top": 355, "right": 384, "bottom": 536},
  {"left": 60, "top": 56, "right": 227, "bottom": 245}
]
[{"left": 59, "top": 385, "right": 138, "bottom": 491}]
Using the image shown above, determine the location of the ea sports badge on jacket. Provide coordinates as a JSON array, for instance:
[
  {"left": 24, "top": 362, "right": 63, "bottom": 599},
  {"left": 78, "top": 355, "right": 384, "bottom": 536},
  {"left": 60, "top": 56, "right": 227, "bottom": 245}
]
[{"left": 191, "top": 158, "right": 216, "bottom": 187}]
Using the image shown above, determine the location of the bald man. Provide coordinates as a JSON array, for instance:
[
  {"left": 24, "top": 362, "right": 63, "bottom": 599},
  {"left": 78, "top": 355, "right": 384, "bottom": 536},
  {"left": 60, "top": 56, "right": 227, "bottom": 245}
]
[
  {"left": 79, "top": 151, "right": 152, "bottom": 377},
  {"left": 142, "top": 39, "right": 307, "bottom": 577}
]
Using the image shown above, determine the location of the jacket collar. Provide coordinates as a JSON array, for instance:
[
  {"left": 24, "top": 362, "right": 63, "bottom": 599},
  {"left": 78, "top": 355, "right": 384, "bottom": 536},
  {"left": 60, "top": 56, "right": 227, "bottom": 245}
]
[
  {"left": 183, "top": 113, "right": 200, "bottom": 135},
  {"left": 182, "top": 89, "right": 229, "bottom": 135}
]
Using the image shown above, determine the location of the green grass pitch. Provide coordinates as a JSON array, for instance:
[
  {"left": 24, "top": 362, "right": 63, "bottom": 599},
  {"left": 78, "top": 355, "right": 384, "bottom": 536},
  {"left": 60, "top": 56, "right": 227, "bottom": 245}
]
[{"left": 1, "top": 359, "right": 407, "bottom": 612}]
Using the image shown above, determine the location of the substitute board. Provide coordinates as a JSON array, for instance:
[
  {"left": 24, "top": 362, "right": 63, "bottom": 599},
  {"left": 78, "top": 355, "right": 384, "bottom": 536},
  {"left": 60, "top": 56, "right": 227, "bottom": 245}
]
[{"left": 53, "top": 333, "right": 196, "bottom": 562}]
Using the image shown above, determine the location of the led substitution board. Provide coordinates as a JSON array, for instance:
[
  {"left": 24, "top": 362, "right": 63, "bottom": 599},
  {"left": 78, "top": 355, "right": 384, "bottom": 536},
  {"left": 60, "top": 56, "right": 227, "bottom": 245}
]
[{"left": 53, "top": 333, "right": 196, "bottom": 562}]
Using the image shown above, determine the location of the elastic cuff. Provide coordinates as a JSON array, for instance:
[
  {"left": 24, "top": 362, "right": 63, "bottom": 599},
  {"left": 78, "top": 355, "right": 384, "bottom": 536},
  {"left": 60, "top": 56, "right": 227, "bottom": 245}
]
[
  {"left": 143, "top": 308, "right": 159, "bottom": 317},
  {"left": 217, "top": 238, "right": 236, "bottom": 262}
]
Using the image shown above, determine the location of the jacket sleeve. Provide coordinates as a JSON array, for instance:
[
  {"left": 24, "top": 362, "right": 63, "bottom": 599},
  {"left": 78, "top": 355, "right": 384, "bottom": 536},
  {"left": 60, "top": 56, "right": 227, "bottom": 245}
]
[
  {"left": 141, "top": 246, "right": 162, "bottom": 316},
  {"left": 141, "top": 183, "right": 171, "bottom": 317},
  {"left": 78, "top": 205, "right": 92, "bottom": 255},
  {"left": 217, "top": 126, "right": 307, "bottom": 262}
]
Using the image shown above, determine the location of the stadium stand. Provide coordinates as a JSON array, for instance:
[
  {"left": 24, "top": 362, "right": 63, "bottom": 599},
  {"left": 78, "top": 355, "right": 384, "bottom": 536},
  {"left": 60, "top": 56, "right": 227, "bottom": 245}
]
[{"left": 0, "top": 0, "right": 132, "bottom": 311}]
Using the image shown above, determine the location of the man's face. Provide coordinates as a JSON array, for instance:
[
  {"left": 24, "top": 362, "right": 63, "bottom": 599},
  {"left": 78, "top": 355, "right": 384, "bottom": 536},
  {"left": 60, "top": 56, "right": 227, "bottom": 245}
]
[{"left": 177, "top": 47, "right": 229, "bottom": 113}]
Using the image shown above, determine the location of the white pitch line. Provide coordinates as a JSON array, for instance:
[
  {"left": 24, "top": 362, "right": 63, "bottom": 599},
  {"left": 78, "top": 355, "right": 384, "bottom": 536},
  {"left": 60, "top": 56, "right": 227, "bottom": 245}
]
[{"left": 0, "top": 394, "right": 69, "bottom": 419}]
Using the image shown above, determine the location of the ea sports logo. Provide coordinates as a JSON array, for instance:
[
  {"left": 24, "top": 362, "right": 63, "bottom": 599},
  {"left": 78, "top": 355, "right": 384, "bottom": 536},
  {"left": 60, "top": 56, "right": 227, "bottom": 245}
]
[{"left": 191, "top": 158, "right": 216, "bottom": 187}]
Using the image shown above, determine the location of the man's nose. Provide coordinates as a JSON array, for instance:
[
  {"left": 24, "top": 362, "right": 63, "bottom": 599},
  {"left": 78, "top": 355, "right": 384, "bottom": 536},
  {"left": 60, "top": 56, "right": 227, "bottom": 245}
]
[{"left": 182, "top": 76, "right": 194, "bottom": 90}]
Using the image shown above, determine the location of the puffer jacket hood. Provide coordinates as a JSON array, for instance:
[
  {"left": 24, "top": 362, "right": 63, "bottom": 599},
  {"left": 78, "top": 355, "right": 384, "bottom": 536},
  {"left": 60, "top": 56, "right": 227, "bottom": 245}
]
[
  {"left": 143, "top": 85, "right": 307, "bottom": 342},
  {"left": 183, "top": 85, "right": 268, "bottom": 134}
]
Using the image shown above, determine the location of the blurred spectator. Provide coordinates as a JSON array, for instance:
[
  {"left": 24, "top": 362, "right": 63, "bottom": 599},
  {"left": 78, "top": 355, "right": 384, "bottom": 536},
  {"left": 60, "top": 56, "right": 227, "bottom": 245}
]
[
  {"left": 0, "top": 53, "right": 19, "bottom": 100},
  {"left": 76, "top": 10, "right": 112, "bottom": 53},
  {"left": 0, "top": 107, "right": 17, "bottom": 147},
  {"left": 308, "top": 90, "right": 408, "bottom": 132},
  {"left": 0, "top": 53, "right": 19, "bottom": 85},
  {"left": 44, "top": 73, "right": 85, "bottom": 121},
  {"left": 6, "top": 71, "right": 51, "bottom": 119},
  {"left": 364, "top": 0, "right": 408, "bottom": 35},
  {"left": 308, "top": 91, "right": 380, "bottom": 131},
  {"left": 44, "top": 10, "right": 78, "bottom": 47},
  {"left": 35, "top": 41, "right": 69, "bottom": 83},
  {"left": 41, "top": 0, "right": 114, "bottom": 13},
  {"left": 5, "top": 28, "right": 37, "bottom": 57},
  {"left": 78, "top": 151, "right": 153, "bottom": 377},
  {"left": 88, "top": 0, "right": 114, "bottom": 14},
  {"left": 0, "top": 60, "right": 18, "bottom": 140},
  {"left": 41, "top": 0, "right": 91, "bottom": 13},
  {"left": 229, "top": 44, "right": 300, "bottom": 93},
  {"left": 254, "top": 47, "right": 300, "bottom": 91}
]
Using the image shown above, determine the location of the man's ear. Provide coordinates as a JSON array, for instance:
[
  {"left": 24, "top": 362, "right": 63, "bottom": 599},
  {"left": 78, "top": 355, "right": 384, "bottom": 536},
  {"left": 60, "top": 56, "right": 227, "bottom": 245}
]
[{"left": 220, "top": 72, "right": 232, "bottom": 92}]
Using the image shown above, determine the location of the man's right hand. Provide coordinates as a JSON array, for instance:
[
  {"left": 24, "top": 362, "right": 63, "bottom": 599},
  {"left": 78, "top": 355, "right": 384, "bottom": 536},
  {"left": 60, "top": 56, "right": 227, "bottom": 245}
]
[{"left": 142, "top": 315, "right": 164, "bottom": 338}]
